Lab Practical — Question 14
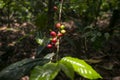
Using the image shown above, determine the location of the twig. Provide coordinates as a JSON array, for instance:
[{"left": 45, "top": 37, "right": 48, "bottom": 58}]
[
  {"left": 59, "top": 0, "right": 63, "bottom": 21},
  {"left": 56, "top": 0, "right": 64, "bottom": 60}
]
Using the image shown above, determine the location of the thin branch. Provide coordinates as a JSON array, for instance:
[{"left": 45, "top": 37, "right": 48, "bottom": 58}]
[
  {"left": 56, "top": 0, "right": 64, "bottom": 60},
  {"left": 59, "top": 0, "right": 64, "bottom": 21}
]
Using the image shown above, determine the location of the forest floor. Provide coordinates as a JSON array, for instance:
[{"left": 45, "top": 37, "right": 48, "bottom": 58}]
[{"left": 0, "top": 21, "right": 120, "bottom": 80}]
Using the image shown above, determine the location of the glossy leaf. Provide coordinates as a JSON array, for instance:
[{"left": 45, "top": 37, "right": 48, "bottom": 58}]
[
  {"left": 59, "top": 60, "right": 74, "bottom": 80},
  {"left": 61, "top": 57, "right": 102, "bottom": 79},
  {"left": 30, "top": 63, "right": 60, "bottom": 80},
  {"left": 0, "top": 58, "right": 49, "bottom": 80}
]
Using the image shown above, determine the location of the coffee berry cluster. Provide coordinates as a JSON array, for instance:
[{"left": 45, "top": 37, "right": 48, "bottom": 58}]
[{"left": 47, "top": 23, "right": 66, "bottom": 48}]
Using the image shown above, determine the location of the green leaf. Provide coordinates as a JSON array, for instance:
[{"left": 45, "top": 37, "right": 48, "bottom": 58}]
[
  {"left": 0, "top": 1, "right": 5, "bottom": 8},
  {"left": 59, "top": 60, "right": 74, "bottom": 80},
  {"left": 61, "top": 57, "right": 102, "bottom": 79},
  {"left": 44, "top": 52, "right": 55, "bottom": 59},
  {"left": 36, "top": 32, "right": 50, "bottom": 55},
  {"left": 0, "top": 58, "right": 49, "bottom": 80},
  {"left": 36, "top": 32, "right": 50, "bottom": 46},
  {"left": 30, "top": 63, "right": 60, "bottom": 80}
]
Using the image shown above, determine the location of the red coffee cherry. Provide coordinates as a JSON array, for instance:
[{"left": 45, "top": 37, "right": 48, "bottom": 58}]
[
  {"left": 51, "top": 38, "right": 57, "bottom": 43},
  {"left": 57, "top": 32, "right": 63, "bottom": 37},
  {"left": 53, "top": 6, "right": 58, "bottom": 11},
  {"left": 50, "top": 31, "right": 57, "bottom": 37},
  {"left": 55, "top": 23, "right": 61, "bottom": 28},
  {"left": 47, "top": 44, "right": 52, "bottom": 48}
]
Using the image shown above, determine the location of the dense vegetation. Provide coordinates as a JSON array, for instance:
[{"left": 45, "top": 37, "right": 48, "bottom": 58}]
[{"left": 0, "top": 0, "right": 120, "bottom": 80}]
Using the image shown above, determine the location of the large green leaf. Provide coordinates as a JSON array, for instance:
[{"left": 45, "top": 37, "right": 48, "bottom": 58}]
[
  {"left": 61, "top": 57, "right": 102, "bottom": 79},
  {"left": 59, "top": 60, "right": 74, "bottom": 80},
  {"left": 0, "top": 58, "right": 49, "bottom": 80},
  {"left": 30, "top": 63, "right": 60, "bottom": 80}
]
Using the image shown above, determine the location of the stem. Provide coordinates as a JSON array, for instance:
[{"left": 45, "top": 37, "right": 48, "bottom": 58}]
[
  {"left": 56, "top": 0, "right": 64, "bottom": 60},
  {"left": 59, "top": 0, "right": 63, "bottom": 21},
  {"left": 56, "top": 38, "right": 60, "bottom": 60}
]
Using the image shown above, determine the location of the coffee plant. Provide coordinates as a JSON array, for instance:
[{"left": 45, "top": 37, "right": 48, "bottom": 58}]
[
  {"left": 30, "top": 0, "right": 102, "bottom": 80},
  {"left": 0, "top": 0, "right": 119, "bottom": 80}
]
